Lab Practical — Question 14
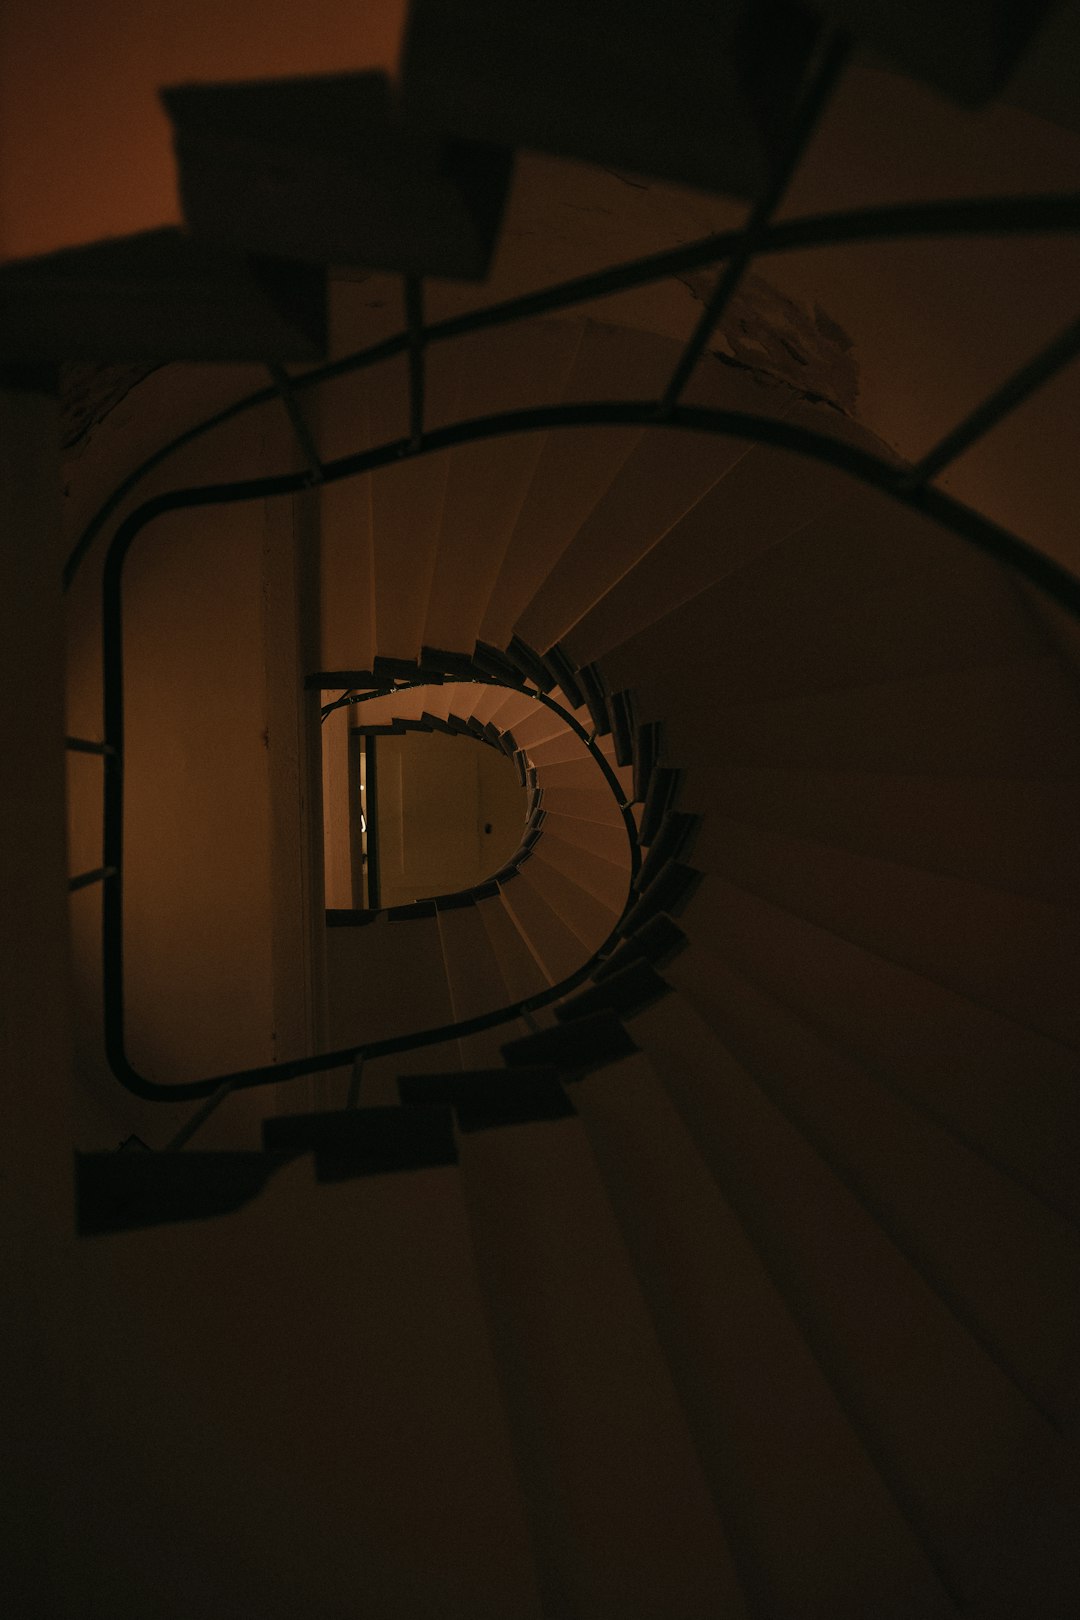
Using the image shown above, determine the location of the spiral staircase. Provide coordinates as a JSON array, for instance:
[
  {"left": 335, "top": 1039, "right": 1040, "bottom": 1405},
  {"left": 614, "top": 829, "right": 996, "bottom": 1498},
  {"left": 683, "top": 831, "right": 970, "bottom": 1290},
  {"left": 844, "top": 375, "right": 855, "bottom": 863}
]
[{"left": 4, "top": 2, "right": 1080, "bottom": 1616}]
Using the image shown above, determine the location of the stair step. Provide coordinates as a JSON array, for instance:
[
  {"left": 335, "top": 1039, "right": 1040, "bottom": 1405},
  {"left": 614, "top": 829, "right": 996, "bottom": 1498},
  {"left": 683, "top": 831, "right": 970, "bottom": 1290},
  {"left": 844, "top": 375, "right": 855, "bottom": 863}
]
[
  {"left": 540, "top": 643, "right": 586, "bottom": 711},
  {"left": 573, "top": 1053, "right": 955, "bottom": 1617},
  {"left": 566, "top": 425, "right": 853, "bottom": 672},
  {"left": 398, "top": 1067, "right": 575, "bottom": 1129},
  {"left": 264, "top": 1105, "right": 458, "bottom": 1179},
  {"left": 505, "top": 635, "right": 556, "bottom": 692},
  {"left": 637, "top": 993, "right": 1080, "bottom": 1613},
  {"left": 539, "top": 810, "right": 631, "bottom": 867},
  {"left": 325, "top": 911, "right": 456, "bottom": 1054},
  {"left": 478, "top": 322, "right": 677, "bottom": 648},
  {"left": 594, "top": 911, "right": 690, "bottom": 981},
  {"left": 455, "top": 1115, "right": 744, "bottom": 1614},
  {"left": 497, "top": 868, "right": 595, "bottom": 983},
  {"left": 165, "top": 71, "right": 512, "bottom": 278},
  {"left": 530, "top": 828, "right": 630, "bottom": 914},
  {"left": 688, "top": 811, "right": 1080, "bottom": 1047},
  {"left": 635, "top": 809, "right": 701, "bottom": 890},
  {"left": 670, "top": 944, "right": 1080, "bottom": 1436},
  {"left": 555, "top": 958, "right": 671, "bottom": 1024},
  {"left": 621, "top": 859, "right": 703, "bottom": 936},
  {"left": 518, "top": 361, "right": 780, "bottom": 656},
  {"left": 424, "top": 322, "right": 585, "bottom": 653},
  {"left": 0, "top": 229, "right": 325, "bottom": 362},
  {"left": 517, "top": 854, "right": 620, "bottom": 954},
  {"left": 815, "top": 0, "right": 1052, "bottom": 104},
  {"left": 599, "top": 469, "right": 1051, "bottom": 706},
  {"left": 476, "top": 892, "right": 553, "bottom": 999},
  {"left": 638, "top": 764, "right": 682, "bottom": 846},
  {"left": 679, "top": 872, "right": 1080, "bottom": 1224},
  {"left": 436, "top": 897, "right": 518, "bottom": 1068},
  {"left": 505, "top": 704, "right": 569, "bottom": 752},
  {"left": 685, "top": 762, "right": 1080, "bottom": 911},
  {"left": 502, "top": 1008, "right": 638, "bottom": 1073},
  {"left": 76, "top": 1150, "right": 273, "bottom": 1235},
  {"left": 369, "top": 342, "right": 461, "bottom": 662},
  {"left": 632, "top": 718, "right": 663, "bottom": 804},
  {"left": 530, "top": 755, "right": 605, "bottom": 792},
  {"left": 401, "top": 0, "right": 818, "bottom": 197}
]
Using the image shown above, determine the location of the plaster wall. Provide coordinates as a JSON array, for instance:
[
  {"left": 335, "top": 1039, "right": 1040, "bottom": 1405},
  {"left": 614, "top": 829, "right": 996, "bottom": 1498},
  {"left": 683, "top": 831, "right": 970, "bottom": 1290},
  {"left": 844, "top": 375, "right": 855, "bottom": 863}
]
[{"left": 63, "top": 395, "right": 316, "bottom": 1151}]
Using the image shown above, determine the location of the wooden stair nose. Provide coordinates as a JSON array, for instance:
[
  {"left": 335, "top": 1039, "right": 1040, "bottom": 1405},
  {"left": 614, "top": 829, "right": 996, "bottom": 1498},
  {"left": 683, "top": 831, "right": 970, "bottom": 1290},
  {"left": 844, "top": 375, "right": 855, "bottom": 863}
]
[
  {"left": 401, "top": 0, "right": 821, "bottom": 200},
  {"left": 163, "top": 71, "right": 512, "bottom": 279}
]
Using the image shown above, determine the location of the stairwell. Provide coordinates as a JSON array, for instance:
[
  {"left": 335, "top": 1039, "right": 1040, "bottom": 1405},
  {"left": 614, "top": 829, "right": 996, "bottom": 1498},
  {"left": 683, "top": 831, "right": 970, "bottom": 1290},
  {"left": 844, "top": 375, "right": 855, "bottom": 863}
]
[{"left": 4, "top": 4, "right": 1080, "bottom": 1616}]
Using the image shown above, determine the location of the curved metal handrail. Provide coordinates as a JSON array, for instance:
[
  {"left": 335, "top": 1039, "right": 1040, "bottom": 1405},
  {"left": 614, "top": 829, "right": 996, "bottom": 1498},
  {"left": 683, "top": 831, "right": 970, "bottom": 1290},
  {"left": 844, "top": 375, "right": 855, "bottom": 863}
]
[
  {"left": 63, "top": 190, "right": 1080, "bottom": 593},
  {"left": 75, "top": 119, "right": 1080, "bottom": 1138},
  {"left": 95, "top": 392, "right": 1080, "bottom": 1118}
]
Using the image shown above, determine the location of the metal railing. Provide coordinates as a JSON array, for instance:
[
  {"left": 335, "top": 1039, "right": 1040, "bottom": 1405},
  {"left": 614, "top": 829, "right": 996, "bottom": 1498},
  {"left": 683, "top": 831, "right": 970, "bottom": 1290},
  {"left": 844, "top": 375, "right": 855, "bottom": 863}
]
[{"left": 65, "top": 37, "right": 1080, "bottom": 1145}]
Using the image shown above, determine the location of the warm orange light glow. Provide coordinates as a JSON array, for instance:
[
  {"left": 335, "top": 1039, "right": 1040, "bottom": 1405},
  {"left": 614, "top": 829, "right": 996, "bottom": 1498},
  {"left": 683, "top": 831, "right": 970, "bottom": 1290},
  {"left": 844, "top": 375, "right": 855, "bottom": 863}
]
[{"left": 0, "top": 0, "right": 406, "bottom": 260}]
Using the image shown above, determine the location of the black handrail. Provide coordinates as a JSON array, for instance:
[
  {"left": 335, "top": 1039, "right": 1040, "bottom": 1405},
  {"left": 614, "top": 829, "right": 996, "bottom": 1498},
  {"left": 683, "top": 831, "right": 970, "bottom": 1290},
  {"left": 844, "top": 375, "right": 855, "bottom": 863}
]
[
  {"left": 73, "top": 123, "right": 1080, "bottom": 1136},
  {"left": 62, "top": 190, "right": 1080, "bottom": 593},
  {"left": 95, "top": 403, "right": 1080, "bottom": 1109}
]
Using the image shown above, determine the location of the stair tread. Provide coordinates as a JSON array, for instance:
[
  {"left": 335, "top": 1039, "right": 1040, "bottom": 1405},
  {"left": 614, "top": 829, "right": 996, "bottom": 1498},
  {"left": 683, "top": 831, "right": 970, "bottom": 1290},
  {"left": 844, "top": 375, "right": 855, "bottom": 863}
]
[
  {"left": 401, "top": 0, "right": 816, "bottom": 195},
  {"left": 497, "top": 869, "right": 592, "bottom": 984},
  {"left": 476, "top": 891, "right": 553, "bottom": 999},
  {"left": 529, "top": 783, "right": 625, "bottom": 828},
  {"left": 479, "top": 320, "right": 677, "bottom": 648},
  {"left": 531, "top": 827, "right": 631, "bottom": 914},
  {"left": 325, "top": 911, "right": 456, "bottom": 1054},
  {"left": 437, "top": 899, "right": 518, "bottom": 1069},
  {"left": 676, "top": 872, "right": 1080, "bottom": 1223},
  {"left": 687, "top": 811, "right": 1080, "bottom": 1047},
  {"left": 635, "top": 993, "right": 1080, "bottom": 1614},
  {"left": 516, "top": 363, "right": 765, "bottom": 654},
  {"left": 566, "top": 447, "right": 845, "bottom": 672},
  {"left": 573, "top": 1054, "right": 956, "bottom": 1618},
  {"left": 683, "top": 761, "right": 1080, "bottom": 911},
  {"left": 0, "top": 228, "right": 326, "bottom": 362},
  {"left": 539, "top": 809, "right": 632, "bottom": 865},
  {"left": 165, "top": 70, "right": 512, "bottom": 278},
  {"left": 369, "top": 339, "right": 461, "bottom": 662},
  {"left": 398, "top": 1066, "right": 576, "bottom": 1129},
  {"left": 667, "top": 945, "right": 1080, "bottom": 1435},
  {"left": 578, "top": 457, "right": 1045, "bottom": 678},
  {"left": 424, "top": 320, "right": 584, "bottom": 653},
  {"left": 210, "top": 1145, "right": 544, "bottom": 1613},
  {"left": 636, "top": 651, "right": 1080, "bottom": 780},
  {"left": 517, "top": 853, "right": 619, "bottom": 955},
  {"left": 455, "top": 1114, "right": 745, "bottom": 1615}
]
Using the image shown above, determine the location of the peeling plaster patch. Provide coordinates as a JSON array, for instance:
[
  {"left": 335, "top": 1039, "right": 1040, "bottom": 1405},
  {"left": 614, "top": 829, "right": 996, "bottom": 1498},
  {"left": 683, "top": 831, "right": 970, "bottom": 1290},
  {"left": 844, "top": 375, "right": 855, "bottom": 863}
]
[
  {"left": 677, "top": 267, "right": 860, "bottom": 416},
  {"left": 61, "top": 363, "right": 159, "bottom": 456},
  {"left": 599, "top": 166, "right": 650, "bottom": 191}
]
